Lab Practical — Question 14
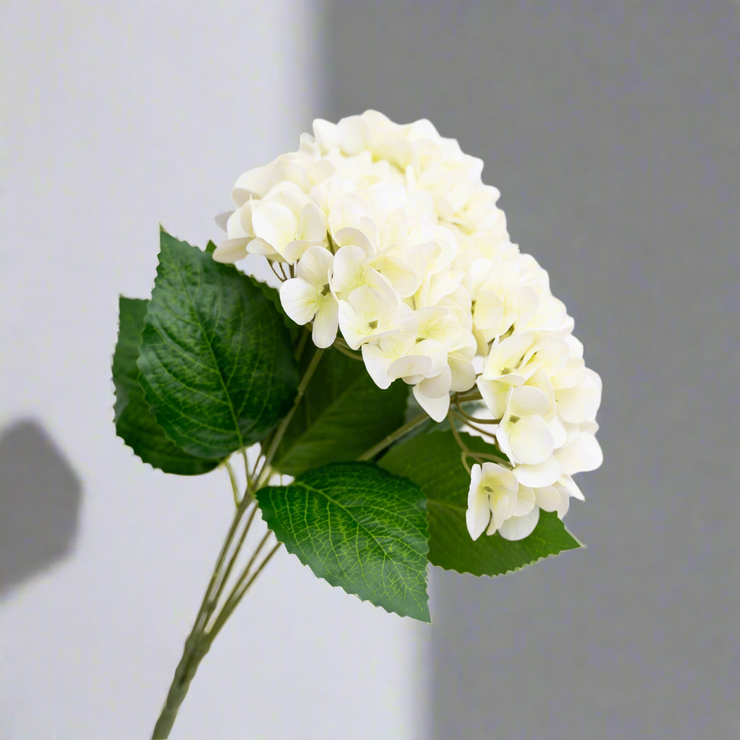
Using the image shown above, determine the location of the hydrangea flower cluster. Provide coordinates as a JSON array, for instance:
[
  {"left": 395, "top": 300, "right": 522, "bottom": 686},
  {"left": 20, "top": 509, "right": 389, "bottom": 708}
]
[{"left": 214, "top": 111, "right": 602, "bottom": 543}]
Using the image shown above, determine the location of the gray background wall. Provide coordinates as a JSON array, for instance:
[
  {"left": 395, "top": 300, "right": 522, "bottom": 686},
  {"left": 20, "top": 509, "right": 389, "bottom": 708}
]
[
  {"left": 325, "top": 1, "right": 739, "bottom": 738},
  {"left": 1, "top": 1, "right": 738, "bottom": 739}
]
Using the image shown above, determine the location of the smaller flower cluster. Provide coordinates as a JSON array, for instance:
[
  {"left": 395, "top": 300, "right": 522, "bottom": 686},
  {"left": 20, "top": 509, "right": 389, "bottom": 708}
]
[{"left": 215, "top": 111, "right": 602, "bottom": 542}]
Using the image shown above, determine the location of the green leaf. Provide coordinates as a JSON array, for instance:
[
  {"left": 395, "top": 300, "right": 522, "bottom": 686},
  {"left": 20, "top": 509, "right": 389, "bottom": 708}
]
[
  {"left": 207, "top": 235, "right": 299, "bottom": 341},
  {"left": 249, "top": 277, "right": 302, "bottom": 344},
  {"left": 112, "top": 297, "right": 220, "bottom": 475},
  {"left": 380, "top": 431, "right": 582, "bottom": 577},
  {"left": 137, "top": 232, "right": 299, "bottom": 460},
  {"left": 258, "top": 462, "right": 430, "bottom": 621},
  {"left": 272, "top": 347, "right": 409, "bottom": 476}
]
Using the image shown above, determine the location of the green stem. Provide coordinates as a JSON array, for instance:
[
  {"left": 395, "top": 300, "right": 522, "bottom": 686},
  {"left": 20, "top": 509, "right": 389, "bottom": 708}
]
[
  {"left": 151, "top": 633, "right": 210, "bottom": 739},
  {"left": 151, "top": 348, "right": 325, "bottom": 738},
  {"left": 206, "top": 541, "right": 283, "bottom": 645},
  {"left": 357, "top": 412, "right": 429, "bottom": 461},
  {"left": 151, "top": 492, "right": 253, "bottom": 738},
  {"left": 224, "top": 460, "right": 240, "bottom": 507}
]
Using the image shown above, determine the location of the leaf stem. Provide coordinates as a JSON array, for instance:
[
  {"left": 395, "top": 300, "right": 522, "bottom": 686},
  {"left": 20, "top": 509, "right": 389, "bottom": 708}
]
[
  {"left": 357, "top": 412, "right": 429, "bottom": 461},
  {"left": 333, "top": 341, "right": 364, "bottom": 361},
  {"left": 224, "top": 460, "right": 240, "bottom": 507},
  {"left": 206, "top": 540, "right": 283, "bottom": 645}
]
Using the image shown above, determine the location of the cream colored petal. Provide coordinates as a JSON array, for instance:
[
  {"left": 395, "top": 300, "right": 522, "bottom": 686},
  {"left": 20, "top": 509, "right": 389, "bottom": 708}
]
[
  {"left": 332, "top": 245, "right": 368, "bottom": 296},
  {"left": 448, "top": 356, "right": 476, "bottom": 393},
  {"left": 512, "top": 457, "right": 562, "bottom": 488},
  {"left": 477, "top": 379, "right": 512, "bottom": 419},
  {"left": 312, "top": 297, "right": 339, "bottom": 348},
  {"left": 296, "top": 245, "right": 334, "bottom": 288},
  {"left": 558, "top": 474, "right": 585, "bottom": 501},
  {"left": 555, "top": 484, "right": 571, "bottom": 519},
  {"left": 297, "top": 202, "right": 326, "bottom": 242},
  {"left": 279, "top": 278, "right": 317, "bottom": 325},
  {"left": 473, "top": 289, "right": 504, "bottom": 333},
  {"left": 556, "top": 374, "right": 602, "bottom": 423},
  {"left": 387, "top": 354, "right": 433, "bottom": 380},
  {"left": 513, "top": 484, "right": 536, "bottom": 517},
  {"left": 413, "top": 376, "right": 451, "bottom": 422},
  {"left": 334, "top": 226, "right": 374, "bottom": 256},
  {"left": 361, "top": 344, "right": 395, "bottom": 390},
  {"left": 212, "top": 238, "right": 249, "bottom": 264},
  {"left": 508, "top": 386, "right": 550, "bottom": 419},
  {"left": 252, "top": 202, "right": 298, "bottom": 252},
  {"left": 506, "top": 415, "right": 554, "bottom": 465},
  {"left": 466, "top": 489, "right": 491, "bottom": 541},
  {"left": 498, "top": 507, "right": 540, "bottom": 541},
  {"left": 533, "top": 484, "right": 560, "bottom": 512},
  {"left": 557, "top": 431, "right": 603, "bottom": 475}
]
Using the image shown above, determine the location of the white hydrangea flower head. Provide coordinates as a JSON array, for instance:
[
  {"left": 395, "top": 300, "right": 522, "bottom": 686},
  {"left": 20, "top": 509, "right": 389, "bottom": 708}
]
[{"left": 216, "top": 111, "right": 603, "bottom": 543}]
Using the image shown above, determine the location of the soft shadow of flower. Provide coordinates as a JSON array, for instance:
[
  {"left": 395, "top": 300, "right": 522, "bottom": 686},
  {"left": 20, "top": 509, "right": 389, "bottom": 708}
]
[{"left": 0, "top": 419, "right": 83, "bottom": 599}]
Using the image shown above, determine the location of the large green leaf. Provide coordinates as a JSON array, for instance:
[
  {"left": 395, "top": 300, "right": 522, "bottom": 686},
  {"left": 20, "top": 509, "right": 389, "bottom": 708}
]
[
  {"left": 380, "top": 431, "right": 582, "bottom": 576},
  {"left": 112, "top": 297, "right": 220, "bottom": 475},
  {"left": 258, "top": 463, "right": 430, "bottom": 621},
  {"left": 272, "top": 347, "right": 408, "bottom": 476},
  {"left": 137, "top": 232, "right": 299, "bottom": 460}
]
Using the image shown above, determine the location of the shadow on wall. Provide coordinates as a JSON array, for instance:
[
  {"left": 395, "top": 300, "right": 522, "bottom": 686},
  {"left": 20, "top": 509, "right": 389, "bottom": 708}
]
[{"left": 0, "top": 419, "right": 83, "bottom": 599}]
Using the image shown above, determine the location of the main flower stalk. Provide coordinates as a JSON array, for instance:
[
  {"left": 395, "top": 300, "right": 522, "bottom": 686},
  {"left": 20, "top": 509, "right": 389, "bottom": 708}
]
[{"left": 151, "top": 348, "right": 325, "bottom": 739}]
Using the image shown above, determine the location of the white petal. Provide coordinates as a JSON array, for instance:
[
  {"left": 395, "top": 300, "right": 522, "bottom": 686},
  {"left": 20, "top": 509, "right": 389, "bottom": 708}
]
[
  {"left": 448, "top": 355, "right": 477, "bottom": 393},
  {"left": 282, "top": 239, "right": 321, "bottom": 263},
  {"left": 297, "top": 202, "right": 326, "bottom": 242},
  {"left": 466, "top": 490, "right": 491, "bottom": 541},
  {"left": 467, "top": 464, "right": 483, "bottom": 506},
  {"left": 477, "top": 379, "right": 512, "bottom": 419},
  {"left": 347, "top": 285, "right": 388, "bottom": 320},
  {"left": 312, "top": 298, "right": 339, "bottom": 348},
  {"left": 557, "top": 431, "right": 603, "bottom": 475},
  {"left": 555, "top": 485, "right": 571, "bottom": 519},
  {"left": 387, "top": 354, "right": 433, "bottom": 380},
  {"left": 212, "top": 238, "right": 249, "bottom": 264},
  {"left": 473, "top": 289, "right": 504, "bottom": 332},
  {"left": 510, "top": 286, "right": 538, "bottom": 330},
  {"left": 252, "top": 203, "right": 298, "bottom": 252},
  {"left": 332, "top": 245, "right": 368, "bottom": 296},
  {"left": 513, "top": 484, "right": 536, "bottom": 516},
  {"left": 334, "top": 226, "right": 373, "bottom": 256},
  {"left": 506, "top": 415, "right": 554, "bottom": 465},
  {"left": 533, "top": 485, "right": 560, "bottom": 512},
  {"left": 381, "top": 301, "right": 418, "bottom": 341},
  {"left": 375, "top": 255, "right": 421, "bottom": 297},
  {"left": 558, "top": 474, "right": 585, "bottom": 501},
  {"left": 360, "top": 344, "right": 394, "bottom": 389},
  {"left": 418, "top": 364, "right": 452, "bottom": 399},
  {"left": 415, "top": 307, "right": 462, "bottom": 349},
  {"left": 513, "top": 457, "right": 562, "bottom": 487},
  {"left": 279, "top": 279, "right": 317, "bottom": 325},
  {"left": 556, "top": 373, "right": 602, "bottom": 423},
  {"left": 490, "top": 491, "right": 510, "bottom": 531},
  {"left": 498, "top": 507, "right": 540, "bottom": 541},
  {"left": 548, "top": 414, "right": 568, "bottom": 449},
  {"left": 508, "top": 386, "right": 550, "bottom": 418},
  {"left": 413, "top": 381, "right": 450, "bottom": 422},
  {"left": 247, "top": 237, "right": 281, "bottom": 258},
  {"left": 524, "top": 367, "right": 555, "bottom": 410},
  {"left": 296, "top": 245, "right": 333, "bottom": 288}
]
